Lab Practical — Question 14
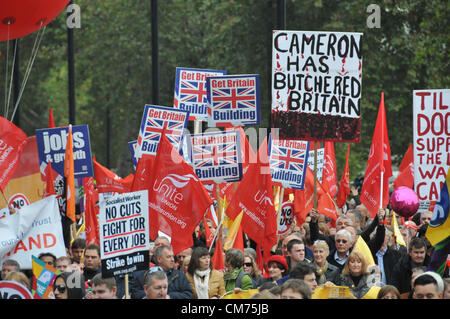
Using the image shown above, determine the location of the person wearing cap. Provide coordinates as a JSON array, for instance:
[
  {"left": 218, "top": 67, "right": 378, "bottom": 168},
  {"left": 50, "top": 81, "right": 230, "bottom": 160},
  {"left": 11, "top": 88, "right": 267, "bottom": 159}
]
[
  {"left": 412, "top": 271, "right": 444, "bottom": 299},
  {"left": 266, "top": 255, "right": 289, "bottom": 285}
]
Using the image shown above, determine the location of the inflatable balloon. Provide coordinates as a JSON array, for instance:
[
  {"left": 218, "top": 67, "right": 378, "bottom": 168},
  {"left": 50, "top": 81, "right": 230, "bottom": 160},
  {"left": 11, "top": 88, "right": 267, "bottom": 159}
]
[
  {"left": 390, "top": 186, "right": 420, "bottom": 219},
  {"left": 0, "top": 0, "right": 70, "bottom": 41}
]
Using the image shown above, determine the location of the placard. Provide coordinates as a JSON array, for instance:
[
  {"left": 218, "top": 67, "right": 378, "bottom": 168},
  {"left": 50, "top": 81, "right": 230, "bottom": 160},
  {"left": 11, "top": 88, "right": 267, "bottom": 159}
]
[
  {"left": 207, "top": 74, "right": 260, "bottom": 127},
  {"left": 307, "top": 147, "right": 325, "bottom": 182},
  {"left": 0, "top": 281, "right": 33, "bottom": 299},
  {"left": 269, "top": 137, "right": 310, "bottom": 190},
  {"left": 186, "top": 130, "right": 242, "bottom": 183},
  {"left": 278, "top": 201, "right": 294, "bottom": 235},
  {"left": 413, "top": 89, "right": 450, "bottom": 211},
  {"left": 272, "top": 30, "right": 363, "bottom": 142},
  {"left": 99, "top": 190, "right": 149, "bottom": 277},
  {"left": 174, "top": 67, "right": 227, "bottom": 121},
  {"left": 136, "top": 105, "right": 189, "bottom": 158},
  {"left": 36, "top": 125, "right": 93, "bottom": 178}
]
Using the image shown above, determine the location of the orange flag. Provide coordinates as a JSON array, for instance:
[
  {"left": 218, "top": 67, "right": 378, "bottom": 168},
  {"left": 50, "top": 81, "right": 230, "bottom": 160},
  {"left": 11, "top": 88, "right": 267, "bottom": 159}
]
[
  {"left": 64, "top": 125, "right": 76, "bottom": 223},
  {"left": 83, "top": 177, "right": 100, "bottom": 246}
]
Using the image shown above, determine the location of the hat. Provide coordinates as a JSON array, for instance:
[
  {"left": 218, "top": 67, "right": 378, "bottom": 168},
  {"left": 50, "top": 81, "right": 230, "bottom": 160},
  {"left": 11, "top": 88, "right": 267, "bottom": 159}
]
[
  {"left": 413, "top": 271, "right": 444, "bottom": 293},
  {"left": 267, "top": 255, "right": 288, "bottom": 271}
]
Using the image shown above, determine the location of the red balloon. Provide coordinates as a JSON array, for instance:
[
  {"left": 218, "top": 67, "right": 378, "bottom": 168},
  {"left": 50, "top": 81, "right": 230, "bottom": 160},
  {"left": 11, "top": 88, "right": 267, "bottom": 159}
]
[{"left": 0, "top": 0, "right": 70, "bottom": 41}]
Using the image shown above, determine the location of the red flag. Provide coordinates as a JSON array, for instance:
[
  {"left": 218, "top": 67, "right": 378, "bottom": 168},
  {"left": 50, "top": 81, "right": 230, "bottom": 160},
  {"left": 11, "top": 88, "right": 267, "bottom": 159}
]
[
  {"left": 147, "top": 134, "right": 213, "bottom": 255},
  {"left": 48, "top": 108, "right": 56, "bottom": 128},
  {"left": 394, "top": 144, "right": 414, "bottom": 189},
  {"left": 225, "top": 137, "right": 277, "bottom": 263},
  {"left": 317, "top": 179, "right": 338, "bottom": 221},
  {"left": 393, "top": 163, "right": 414, "bottom": 189},
  {"left": 212, "top": 237, "right": 225, "bottom": 273},
  {"left": 93, "top": 157, "right": 133, "bottom": 193},
  {"left": 398, "top": 143, "right": 413, "bottom": 172},
  {"left": 360, "top": 92, "right": 392, "bottom": 218},
  {"left": 83, "top": 177, "right": 100, "bottom": 246},
  {"left": 43, "top": 161, "right": 57, "bottom": 197},
  {"left": 322, "top": 141, "right": 337, "bottom": 197},
  {"left": 64, "top": 125, "right": 76, "bottom": 223},
  {"left": 0, "top": 117, "right": 27, "bottom": 191},
  {"left": 293, "top": 167, "right": 316, "bottom": 225},
  {"left": 255, "top": 244, "right": 264, "bottom": 275},
  {"left": 337, "top": 144, "right": 351, "bottom": 208},
  {"left": 220, "top": 126, "right": 256, "bottom": 202},
  {"left": 203, "top": 216, "right": 214, "bottom": 247}
]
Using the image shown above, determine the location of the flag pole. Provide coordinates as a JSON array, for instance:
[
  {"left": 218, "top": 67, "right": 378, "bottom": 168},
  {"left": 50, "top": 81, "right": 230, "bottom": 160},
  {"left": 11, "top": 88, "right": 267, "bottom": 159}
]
[
  {"left": 276, "top": 186, "right": 285, "bottom": 240},
  {"left": 313, "top": 142, "right": 318, "bottom": 208}
]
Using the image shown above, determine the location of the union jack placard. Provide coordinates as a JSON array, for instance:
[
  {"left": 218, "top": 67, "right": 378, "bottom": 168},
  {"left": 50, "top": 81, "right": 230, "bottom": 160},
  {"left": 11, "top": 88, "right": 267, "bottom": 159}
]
[
  {"left": 136, "top": 105, "right": 189, "bottom": 158},
  {"left": 206, "top": 74, "right": 260, "bottom": 127},
  {"left": 174, "top": 67, "right": 227, "bottom": 121},
  {"left": 269, "top": 136, "right": 310, "bottom": 190},
  {"left": 187, "top": 130, "right": 242, "bottom": 184}
]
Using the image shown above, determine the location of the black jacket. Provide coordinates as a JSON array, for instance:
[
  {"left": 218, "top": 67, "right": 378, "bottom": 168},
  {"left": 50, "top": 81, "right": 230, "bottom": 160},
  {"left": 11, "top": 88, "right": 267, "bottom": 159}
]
[
  {"left": 130, "top": 268, "right": 194, "bottom": 299},
  {"left": 390, "top": 253, "right": 430, "bottom": 294},
  {"left": 373, "top": 246, "right": 402, "bottom": 286}
]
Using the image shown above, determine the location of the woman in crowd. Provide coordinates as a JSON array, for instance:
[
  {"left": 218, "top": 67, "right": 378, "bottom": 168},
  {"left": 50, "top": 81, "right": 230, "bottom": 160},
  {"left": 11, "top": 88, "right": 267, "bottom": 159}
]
[
  {"left": 333, "top": 251, "right": 374, "bottom": 299},
  {"left": 266, "top": 255, "right": 289, "bottom": 284},
  {"left": 243, "top": 252, "right": 264, "bottom": 288},
  {"left": 53, "top": 271, "right": 86, "bottom": 299},
  {"left": 186, "top": 247, "right": 225, "bottom": 299},
  {"left": 312, "top": 240, "right": 340, "bottom": 284},
  {"left": 377, "top": 285, "right": 401, "bottom": 299}
]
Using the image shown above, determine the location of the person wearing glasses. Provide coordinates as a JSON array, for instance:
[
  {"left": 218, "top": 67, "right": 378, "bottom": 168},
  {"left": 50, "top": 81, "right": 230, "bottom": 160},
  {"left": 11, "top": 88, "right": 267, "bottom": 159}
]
[
  {"left": 53, "top": 271, "right": 86, "bottom": 299},
  {"left": 326, "top": 229, "right": 353, "bottom": 271},
  {"left": 144, "top": 269, "right": 169, "bottom": 299},
  {"left": 243, "top": 252, "right": 264, "bottom": 288}
]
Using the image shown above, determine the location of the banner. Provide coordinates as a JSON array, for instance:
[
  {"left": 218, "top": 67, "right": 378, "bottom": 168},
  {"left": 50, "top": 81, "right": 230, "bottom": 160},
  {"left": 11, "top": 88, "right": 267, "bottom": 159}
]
[
  {"left": 187, "top": 130, "right": 242, "bottom": 183},
  {"left": 269, "top": 137, "right": 310, "bottom": 190},
  {"left": 207, "top": 74, "right": 260, "bottom": 127},
  {"left": 136, "top": 104, "right": 189, "bottom": 159},
  {"left": 99, "top": 190, "right": 149, "bottom": 277},
  {"left": 413, "top": 89, "right": 450, "bottom": 211},
  {"left": 271, "top": 30, "right": 363, "bottom": 142},
  {"left": 0, "top": 195, "right": 66, "bottom": 269},
  {"left": 35, "top": 125, "right": 93, "bottom": 179},
  {"left": 174, "top": 67, "right": 227, "bottom": 121}
]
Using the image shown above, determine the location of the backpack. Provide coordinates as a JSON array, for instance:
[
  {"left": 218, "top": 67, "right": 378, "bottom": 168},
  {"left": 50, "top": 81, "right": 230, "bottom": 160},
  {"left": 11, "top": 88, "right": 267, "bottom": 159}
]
[{"left": 235, "top": 271, "right": 257, "bottom": 289}]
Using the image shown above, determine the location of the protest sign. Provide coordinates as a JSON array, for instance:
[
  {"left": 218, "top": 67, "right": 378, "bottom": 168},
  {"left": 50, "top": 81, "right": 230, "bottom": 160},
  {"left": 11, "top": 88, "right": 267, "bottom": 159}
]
[
  {"left": 206, "top": 74, "right": 260, "bottom": 127},
  {"left": 0, "top": 195, "right": 66, "bottom": 269},
  {"left": 186, "top": 130, "right": 242, "bottom": 183},
  {"left": 136, "top": 105, "right": 189, "bottom": 159},
  {"left": 278, "top": 201, "right": 294, "bottom": 235},
  {"left": 35, "top": 125, "right": 93, "bottom": 179},
  {"left": 174, "top": 67, "right": 227, "bottom": 121},
  {"left": 0, "top": 281, "right": 33, "bottom": 299},
  {"left": 413, "top": 89, "right": 450, "bottom": 211},
  {"left": 272, "top": 30, "right": 363, "bottom": 142},
  {"left": 99, "top": 190, "right": 149, "bottom": 277},
  {"left": 307, "top": 147, "right": 325, "bottom": 182},
  {"left": 269, "top": 137, "right": 310, "bottom": 190}
]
